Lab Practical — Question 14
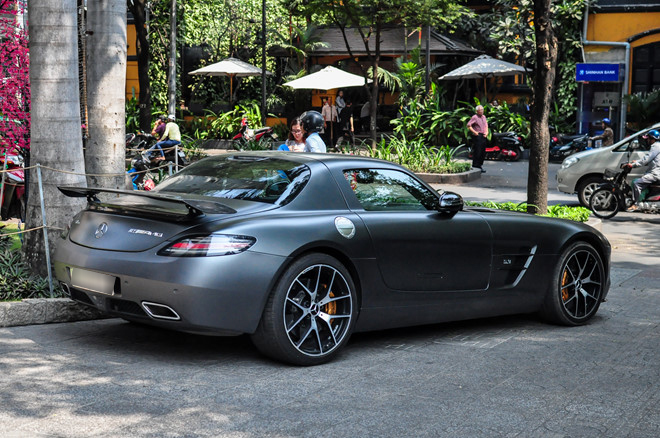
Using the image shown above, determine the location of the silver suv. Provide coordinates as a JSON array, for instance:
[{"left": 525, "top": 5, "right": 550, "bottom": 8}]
[{"left": 557, "top": 123, "right": 660, "bottom": 206}]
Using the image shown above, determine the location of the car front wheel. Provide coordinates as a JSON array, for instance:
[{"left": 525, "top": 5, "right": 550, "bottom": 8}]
[
  {"left": 251, "top": 253, "right": 357, "bottom": 365},
  {"left": 540, "top": 242, "right": 605, "bottom": 326},
  {"left": 577, "top": 176, "right": 605, "bottom": 207}
]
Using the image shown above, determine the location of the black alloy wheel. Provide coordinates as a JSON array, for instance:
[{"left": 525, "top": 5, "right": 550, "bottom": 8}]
[
  {"left": 251, "top": 253, "right": 357, "bottom": 366},
  {"left": 540, "top": 242, "right": 605, "bottom": 326}
]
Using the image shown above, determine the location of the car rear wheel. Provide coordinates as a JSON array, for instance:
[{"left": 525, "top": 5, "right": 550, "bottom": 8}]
[
  {"left": 577, "top": 176, "right": 605, "bottom": 207},
  {"left": 589, "top": 188, "right": 620, "bottom": 219},
  {"left": 540, "top": 242, "right": 605, "bottom": 326},
  {"left": 251, "top": 253, "right": 357, "bottom": 365}
]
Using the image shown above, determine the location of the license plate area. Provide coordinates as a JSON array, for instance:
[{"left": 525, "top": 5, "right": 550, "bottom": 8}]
[{"left": 71, "top": 268, "right": 117, "bottom": 295}]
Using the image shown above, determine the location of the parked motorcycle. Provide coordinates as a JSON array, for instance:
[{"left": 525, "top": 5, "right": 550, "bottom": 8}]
[
  {"left": 589, "top": 163, "right": 660, "bottom": 219},
  {"left": 232, "top": 117, "right": 277, "bottom": 150},
  {"left": 468, "top": 132, "right": 523, "bottom": 162},
  {"left": 125, "top": 132, "right": 157, "bottom": 153},
  {"left": 126, "top": 135, "right": 188, "bottom": 190},
  {"left": 549, "top": 134, "right": 591, "bottom": 162},
  {"left": 0, "top": 147, "right": 26, "bottom": 221}
]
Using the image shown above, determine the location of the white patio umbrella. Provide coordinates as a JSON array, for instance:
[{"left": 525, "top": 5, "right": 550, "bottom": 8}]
[
  {"left": 439, "top": 55, "right": 527, "bottom": 100},
  {"left": 189, "top": 57, "right": 271, "bottom": 105},
  {"left": 283, "top": 66, "right": 371, "bottom": 90}
]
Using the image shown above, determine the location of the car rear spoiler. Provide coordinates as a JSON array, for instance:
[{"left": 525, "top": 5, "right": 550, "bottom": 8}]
[{"left": 58, "top": 186, "right": 236, "bottom": 217}]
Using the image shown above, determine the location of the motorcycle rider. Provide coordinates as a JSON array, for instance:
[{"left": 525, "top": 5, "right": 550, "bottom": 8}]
[
  {"left": 300, "top": 111, "right": 326, "bottom": 153},
  {"left": 625, "top": 129, "right": 660, "bottom": 210},
  {"left": 149, "top": 114, "right": 181, "bottom": 161},
  {"left": 590, "top": 118, "right": 614, "bottom": 147}
]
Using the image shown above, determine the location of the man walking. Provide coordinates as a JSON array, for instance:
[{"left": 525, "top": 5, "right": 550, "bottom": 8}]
[{"left": 467, "top": 105, "right": 488, "bottom": 172}]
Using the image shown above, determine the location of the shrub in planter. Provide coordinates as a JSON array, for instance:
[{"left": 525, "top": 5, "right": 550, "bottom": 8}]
[{"left": 0, "top": 225, "right": 58, "bottom": 301}]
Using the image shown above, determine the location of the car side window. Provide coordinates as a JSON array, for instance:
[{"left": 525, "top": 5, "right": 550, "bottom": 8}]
[
  {"left": 343, "top": 169, "right": 438, "bottom": 211},
  {"left": 613, "top": 137, "right": 650, "bottom": 152}
]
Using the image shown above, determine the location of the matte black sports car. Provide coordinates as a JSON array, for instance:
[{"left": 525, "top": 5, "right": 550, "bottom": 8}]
[{"left": 54, "top": 152, "right": 611, "bottom": 365}]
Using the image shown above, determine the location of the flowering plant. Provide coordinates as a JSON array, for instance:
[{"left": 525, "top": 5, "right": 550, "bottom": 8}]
[{"left": 0, "top": 0, "right": 30, "bottom": 152}]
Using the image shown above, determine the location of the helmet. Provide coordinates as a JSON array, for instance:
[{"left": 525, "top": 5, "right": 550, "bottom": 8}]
[
  {"left": 167, "top": 114, "right": 176, "bottom": 121},
  {"left": 158, "top": 115, "right": 167, "bottom": 122},
  {"left": 300, "top": 111, "right": 324, "bottom": 133},
  {"left": 648, "top": 129, "right": 660, "bottom": 140},
  {"left": 602, "top": 118, "right": 611, "bottom": 125}
]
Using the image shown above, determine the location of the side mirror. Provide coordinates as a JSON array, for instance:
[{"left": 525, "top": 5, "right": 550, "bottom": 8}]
[
  {"left": 437, "top": 191, "right": 463, "bottom": 215},
  {"left": 630, "top": 139, "right": 639, "bottom": 150}
]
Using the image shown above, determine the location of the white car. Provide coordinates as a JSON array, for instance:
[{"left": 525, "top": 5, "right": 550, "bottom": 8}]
[{"left": 557, "top": 122, "right": 660, "bottom": 206}]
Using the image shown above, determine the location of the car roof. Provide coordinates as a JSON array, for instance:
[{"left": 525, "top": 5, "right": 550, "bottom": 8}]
[{"left": 216, "top": 151, "right": 405, "bottom": 169}]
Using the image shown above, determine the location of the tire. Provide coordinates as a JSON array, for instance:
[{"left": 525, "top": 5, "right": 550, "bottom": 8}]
[
  {"left": 589, "top": 188, "right": 620, "bottom": 219},
  {"left": 251, "top": 253, "right": 357, "bottom": 366},
  {"left": 509, "top": 145, "right": 522, "bottom": 161},
  {"left": 577, "top": 176, "right": 605, "bottom": 207},
  {"left": 540, "top": 242, "right": 605, "bottom": 326}
]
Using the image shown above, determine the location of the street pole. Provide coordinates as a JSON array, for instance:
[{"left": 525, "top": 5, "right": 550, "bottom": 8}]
[
  {"left": 261, "top": 0, "right": 266, "bottom": 125},
  {"left": 425, "top": 26, "right": 431, "bottom": 93},
  {"left": 168, "top": 0, "right": 177, "bottom": 116}
]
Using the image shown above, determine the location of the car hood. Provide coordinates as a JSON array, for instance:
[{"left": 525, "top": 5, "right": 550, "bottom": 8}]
[{"left": 60, "top": 187, "right": 276, "bottom": 251}]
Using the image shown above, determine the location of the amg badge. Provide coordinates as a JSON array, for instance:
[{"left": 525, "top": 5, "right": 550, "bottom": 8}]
[{"left": 128, "top": 228, "right": 164, "bottom": 238}]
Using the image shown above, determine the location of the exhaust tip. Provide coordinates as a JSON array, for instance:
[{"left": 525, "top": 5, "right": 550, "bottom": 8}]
[{"left": 141, "top": 301, "right": 181, "bottom": 321}]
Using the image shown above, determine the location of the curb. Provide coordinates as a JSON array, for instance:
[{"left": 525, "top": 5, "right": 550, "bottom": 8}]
[
  {"left": 586, "top": 217, "right": 602, "bottom": 232},
  {"left": 417, "top": 168, "right": 482, "bottom": 185},
  {"left": 0, "top": 298, "right": 108, "bottom": 328}
]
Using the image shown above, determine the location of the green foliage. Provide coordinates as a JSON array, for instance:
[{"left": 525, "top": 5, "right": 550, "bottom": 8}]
[
  {"left": 391, "top": 95, "right": 529, "bottom": 148},
  {"left": 180, "top": 135, "right": 207, "bottom": 161},
  {"left": 485, "top": 100, "right": 530, "bottom": 141},
  {"left": 0, "top": 225, "right": 55, "bottom": 301},
  {"left": 180, "top": 101, "right": 270, "bottom": 141},
  {"left": 147, "top": 0, "right": 289, "bottom": 111},
  {"left": 465, "top": 201, "right": 591, "bottom": 222},
  {"left": 125, "top": 97, "right": 140, "bottom": 134},
  {"left": 452, "top": 0, "right": 588, "bottom": 132},
  {"left": 543, "top": 204, "right": 592, "bottom": 222},
  {"left": 369, "top": 134, "right": 470, "bottom": 174},
  {"left": 234, "top": 137, "right": 274, "bottom": 151},
  {"left": 624, "top": 90, "right": 660, "bottom": 131}
]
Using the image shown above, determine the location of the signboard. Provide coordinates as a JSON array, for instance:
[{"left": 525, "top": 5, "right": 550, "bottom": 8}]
[{"left": 576, "top": 63, "right": 621, "bottom": 82}]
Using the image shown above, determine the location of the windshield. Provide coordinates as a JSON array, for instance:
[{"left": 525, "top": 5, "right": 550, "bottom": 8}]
[{"left": 154, "top": 155, "right": 311, "bottom": 205}]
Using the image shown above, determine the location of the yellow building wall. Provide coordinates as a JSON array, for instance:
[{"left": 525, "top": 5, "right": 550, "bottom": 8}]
[
  {"left": 586, "top": 12, "right": 660, "bottom": 93},
  {"left": 126, "top": 24, "right": 139, "bottom": 100},
  {"left": 587, "top": 12, "right": 660, "bottom": 44}
]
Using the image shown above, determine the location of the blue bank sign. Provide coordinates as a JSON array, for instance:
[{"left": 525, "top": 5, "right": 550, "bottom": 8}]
[{"left": 576, "top": 63, "right": 621, "bottom": 82}]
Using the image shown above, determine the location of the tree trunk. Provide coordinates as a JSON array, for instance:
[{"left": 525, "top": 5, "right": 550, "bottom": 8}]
[
  {"left": 26, "top": 0, "right": 87, "bottom": 276},
  {"left": 369, "top": 23, "right": 381, "bottom": 152},
  {"left": 86, "top": 0, "right": 127, "bottom": 189},
  {"left": 527, "top": 0, "right": 558, "bottom": 215},
  {"left": 127, "top": 0, "right": 152, "bottom": 133}
]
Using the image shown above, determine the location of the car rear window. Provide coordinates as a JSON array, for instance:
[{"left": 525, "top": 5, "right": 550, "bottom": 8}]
[{"left": 154, "top": 155, "right": 311, "bottom": 205}]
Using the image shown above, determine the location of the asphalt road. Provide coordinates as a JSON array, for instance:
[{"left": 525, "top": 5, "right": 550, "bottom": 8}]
[{"left": 1, "top": 159, "right": 659, "bottom": 438}]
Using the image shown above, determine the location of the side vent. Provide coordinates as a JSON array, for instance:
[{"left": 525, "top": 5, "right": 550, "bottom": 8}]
[{"left": 492, "top": 245, "right": 537, "bottom": 288}]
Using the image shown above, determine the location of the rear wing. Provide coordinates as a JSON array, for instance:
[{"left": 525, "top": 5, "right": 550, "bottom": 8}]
[{"left": 58, "top": 186, "right": 236, "bottom": 218}]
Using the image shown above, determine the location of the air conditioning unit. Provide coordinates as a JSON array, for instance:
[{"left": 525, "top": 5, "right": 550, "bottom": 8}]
[{"left": 593, "top": 92, "right": 620, "bottom": 107}]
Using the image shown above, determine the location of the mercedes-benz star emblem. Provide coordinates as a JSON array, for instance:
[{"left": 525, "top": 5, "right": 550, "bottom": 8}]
[{"left": 95, "top": 222, "right": 108, "bottom": 239}]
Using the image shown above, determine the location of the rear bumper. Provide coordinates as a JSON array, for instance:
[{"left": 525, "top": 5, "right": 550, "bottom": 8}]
[{"left": 54, "top": 239, "right": 288, "bottom": 335}]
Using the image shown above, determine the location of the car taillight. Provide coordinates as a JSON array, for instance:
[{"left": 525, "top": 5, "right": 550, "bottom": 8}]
[{"left": 159, "top": 234, "right": 256, "bottom": 257}]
